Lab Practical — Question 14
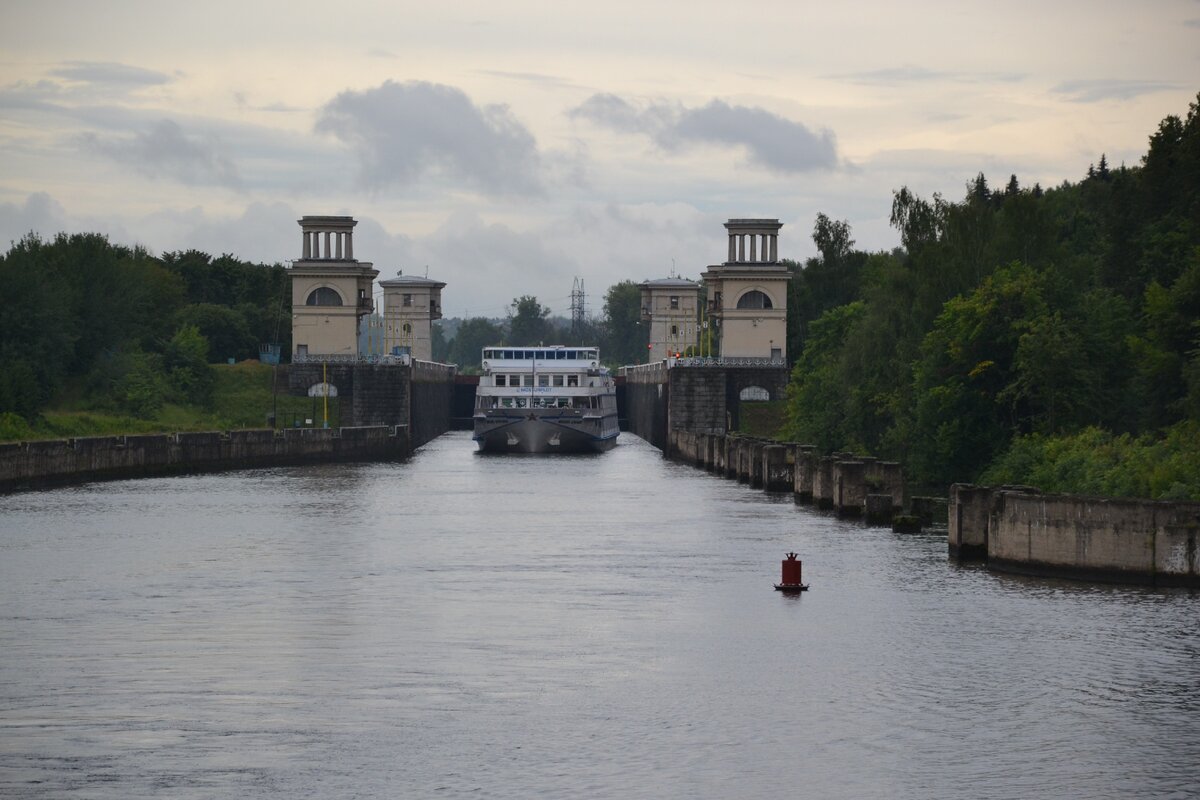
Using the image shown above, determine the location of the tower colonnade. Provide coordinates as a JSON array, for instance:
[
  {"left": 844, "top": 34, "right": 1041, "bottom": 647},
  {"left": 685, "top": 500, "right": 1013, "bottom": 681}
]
[{"left": 724, "top": 219, "right": 782, "bottom": 264}]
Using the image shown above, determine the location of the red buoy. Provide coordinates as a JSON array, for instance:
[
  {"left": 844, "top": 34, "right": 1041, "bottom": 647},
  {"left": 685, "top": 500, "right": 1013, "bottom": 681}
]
[{"left": 774, "top": 551, "right": 809, "bottom": 592}]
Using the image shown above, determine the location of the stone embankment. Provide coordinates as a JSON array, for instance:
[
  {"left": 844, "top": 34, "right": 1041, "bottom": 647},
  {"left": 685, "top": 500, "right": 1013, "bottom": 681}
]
[
  {"left": 950, "top": 484, "right": 1200, "bottom": 586},
  {"left": 666, "top": 430, "right": 934, "bottom": 528},
  {"left": 0, "top": 425, "right": 409, "bottom": 493}
]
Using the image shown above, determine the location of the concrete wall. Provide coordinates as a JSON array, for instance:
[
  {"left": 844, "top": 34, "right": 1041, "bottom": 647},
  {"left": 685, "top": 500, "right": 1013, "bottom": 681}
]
[
  {"left": 411, "top": 361, "right": 457, "bottom": 448},
  {"left": 623, "top": 362, "right": 669, "bottom": 450},
  {"left": 0, "top": 426, "right": 410, "bottom": 493},
  {"left": 621, "top": 362, "right": 790, "bottom": 454},
  {"left": 949, "top": 485, "right": 1200, "bottom": 586},
  {"left": 286, "top": 360, "right": 454, "bottom": 446}
]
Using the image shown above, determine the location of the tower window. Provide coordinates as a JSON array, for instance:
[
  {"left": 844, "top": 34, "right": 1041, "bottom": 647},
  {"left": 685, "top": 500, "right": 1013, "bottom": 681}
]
[
  {"left": 670, "top": 295, "right": 679, "bottom": 309},
  {"left": 305, "top": 287, "right": 343, "bottom": 306},
  {"left": 402, "top": 294, "right": 413, "bottom": 307},
  {"left": 736, "top": 290, "right": 772, "bottom": 309}
]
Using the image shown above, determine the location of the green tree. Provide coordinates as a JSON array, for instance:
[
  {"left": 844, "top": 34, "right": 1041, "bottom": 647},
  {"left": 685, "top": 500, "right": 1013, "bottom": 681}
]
[
  {"left": 601, "top": 280, "right": 644, "bottom": 366},
  {"left": 449, "top": 318, "right": 504, "bottom": 369},
  {"left": 164, "top": 324, "right": 214, "bottom": 405},
  {"left": 175, "top": 303, "right": 257, "bottom": 362},
  {"left": 909, "top": 263, "right": 1046, "bottom": 484},
  {"left": 507, "top": 295, "right": 551, "bottom": 346},
  {"left": 783, "top": 301, "right": 866, "bottom": 451}
]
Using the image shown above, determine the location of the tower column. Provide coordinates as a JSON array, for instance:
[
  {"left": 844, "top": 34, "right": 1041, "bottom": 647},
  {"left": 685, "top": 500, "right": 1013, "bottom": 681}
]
[{"left": 728, "top": 235, "right": 736, "bottom": 263}]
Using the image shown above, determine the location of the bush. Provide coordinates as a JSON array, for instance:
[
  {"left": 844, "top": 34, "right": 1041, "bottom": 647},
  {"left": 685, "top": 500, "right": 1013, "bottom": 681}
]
[{"left": 981, "top": 422, "right": 1200, "bottom": 500}]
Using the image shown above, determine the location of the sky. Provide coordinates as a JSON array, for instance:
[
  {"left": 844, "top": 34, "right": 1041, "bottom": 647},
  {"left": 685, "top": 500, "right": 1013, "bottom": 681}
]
[{"left": 1, "top": 1, "right": 1197, "bottom": 320}]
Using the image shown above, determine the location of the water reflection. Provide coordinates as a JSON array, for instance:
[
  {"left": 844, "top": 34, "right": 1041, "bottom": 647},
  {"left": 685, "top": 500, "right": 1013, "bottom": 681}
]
[{"left": 1, "top": 432, "right": 1198, "bottom": 799}]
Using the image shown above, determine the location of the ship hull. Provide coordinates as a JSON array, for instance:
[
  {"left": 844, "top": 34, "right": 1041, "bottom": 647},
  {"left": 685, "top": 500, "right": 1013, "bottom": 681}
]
[{"left": 473, "top": 412, "right": 618, "bottom": 454}]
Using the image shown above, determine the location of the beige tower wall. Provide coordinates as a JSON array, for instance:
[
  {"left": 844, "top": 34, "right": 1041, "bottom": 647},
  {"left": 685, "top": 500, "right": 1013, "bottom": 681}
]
[
  {"left": 382, "top": 284, "right": 443, "bottom": 361},
  {"left": 291, "top": 278, "right": 363, "bottom": 358},
  {"left": 643, "top": 286, "right": 701, "bottom": 360},
  {"left": 711, "top": 279, "right": 788, "bottom": 359}
]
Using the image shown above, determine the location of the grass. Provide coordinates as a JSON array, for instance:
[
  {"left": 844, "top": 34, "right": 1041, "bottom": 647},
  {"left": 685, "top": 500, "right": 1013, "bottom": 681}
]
[{"left": 1, "top": 362, "right": 341, "bottom": 443}]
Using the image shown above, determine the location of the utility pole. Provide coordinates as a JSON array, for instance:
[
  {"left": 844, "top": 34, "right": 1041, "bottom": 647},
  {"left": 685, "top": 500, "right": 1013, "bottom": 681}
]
[{"left": 570, "top": 277, "right": 585, "bottom": 340}]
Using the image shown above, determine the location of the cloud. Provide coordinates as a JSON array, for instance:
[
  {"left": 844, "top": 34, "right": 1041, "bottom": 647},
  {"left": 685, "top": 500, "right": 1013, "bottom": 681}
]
[
  {"left": 569, "top": 94, "right": 838, "bottom": 173},
  {"left": 49, "top": 61, "right": 172, "bottom": 89},
  {"left": 79, "top": 119, "right": 242, "bottom": 188},
  {"left": 1050, "top": 79, "right": 1181, "bottom": 103},
  {"left": 475, "top": 70, "right": 582, "bottom": 91},
  {"left": 315, "top": 80, "right": 543, "bottom": 196},
  {"left": 0, "top": 193, "right": 71, "bottom": 250},
  {"left": 827, "top": 65, "right": 1025, "bottom": 85}
]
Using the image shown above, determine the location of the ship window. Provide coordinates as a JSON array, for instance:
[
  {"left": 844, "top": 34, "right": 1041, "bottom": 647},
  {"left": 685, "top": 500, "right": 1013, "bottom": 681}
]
[
  {"left": 538, "top": 374, "right": 549, "bottom": 387},
  {"left": 504, "top": 350, "right": 515, "bottom": 359},
  {"left": 553, "top": 375, "right": 564, "bottom": 387},
  {"left": 567, "top": 374, "right": 579, "bottom": 387},
  {"left": 495, "top": 375, "right": 506, "bottom": 387}
]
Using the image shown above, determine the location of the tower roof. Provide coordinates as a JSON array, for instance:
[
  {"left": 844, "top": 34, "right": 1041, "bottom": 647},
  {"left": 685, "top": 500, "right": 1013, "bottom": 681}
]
[
  {"left": 639, "top": 278, "right": 699, "bottom": 289},
  {"left": 379, "top": 274, "right": 446, "bottom": 289}
]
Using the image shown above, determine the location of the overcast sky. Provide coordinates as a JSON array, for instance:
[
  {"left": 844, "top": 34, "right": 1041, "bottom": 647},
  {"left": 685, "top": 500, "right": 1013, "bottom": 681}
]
[{"left": 1, "top": 1, "right": 1196, "bottom": 318}]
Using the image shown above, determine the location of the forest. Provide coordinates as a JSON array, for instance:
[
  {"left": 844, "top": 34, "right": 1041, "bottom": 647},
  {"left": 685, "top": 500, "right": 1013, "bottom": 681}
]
[
  {"left": 1, "top": 93, "right": 1196, "bottom": 498},
  {"left": 780, "top": 92, "right": 1200, "bottom": 498}
]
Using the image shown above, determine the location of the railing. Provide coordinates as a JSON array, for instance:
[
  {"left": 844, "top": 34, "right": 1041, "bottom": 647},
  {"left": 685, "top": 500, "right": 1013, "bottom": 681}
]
[
  {"left": 290, "top": 353, "right": 458, "bottom": 374},
  {"left": 674, "top": 356, "right": 786, "bottom": 368}
]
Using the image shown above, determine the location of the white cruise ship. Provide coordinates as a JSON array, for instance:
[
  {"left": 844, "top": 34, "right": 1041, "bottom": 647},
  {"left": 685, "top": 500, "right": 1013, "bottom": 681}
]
[{"left": 473, "top": 346, "right": 620, "bottom": 453}]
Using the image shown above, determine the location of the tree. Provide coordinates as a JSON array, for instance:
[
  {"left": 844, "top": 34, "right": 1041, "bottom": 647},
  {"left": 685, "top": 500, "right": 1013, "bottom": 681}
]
[
  {"left": 601, "top": 280, "right": 644, "bottom": 366},
  {"left": 164, "top": 324, "right": 214, "bottom": 405},
  {"left": 812, "top": 213, "right": 854, "bottom": 263},
  {"left": 507, "top": 295, "right": 551, "bottom": 346},
  {"left": 448, "top": 317, "right": 504, "bottom": 369},
  {"left": 174, "top": 303, "right": 257, "bottom": 362}
]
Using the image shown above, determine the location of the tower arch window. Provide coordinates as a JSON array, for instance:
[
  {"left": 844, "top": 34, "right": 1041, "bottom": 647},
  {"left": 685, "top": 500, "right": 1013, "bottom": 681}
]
[
  {"left": 402, "top": 323, "right": 412, "bottom": 334},
  {"left": 306, "top": 287, "right": 343, "bottom": 306},
  {"left": 736, "top": 290, "right": 772, "bottom": 309}
]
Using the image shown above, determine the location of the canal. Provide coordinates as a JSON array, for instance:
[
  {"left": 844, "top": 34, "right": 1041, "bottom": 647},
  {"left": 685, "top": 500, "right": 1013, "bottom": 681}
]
[{"left": 2, "top": 432, "right": 1198, "bottom": 798}]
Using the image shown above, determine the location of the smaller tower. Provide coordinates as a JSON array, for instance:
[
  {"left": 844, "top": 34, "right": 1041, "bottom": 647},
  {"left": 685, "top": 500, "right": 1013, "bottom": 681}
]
[
  {"left": 289, "top": 216, "right": 378, "bottom": 360},
  {"left": 379, "top": 273, "right": 445, "bottom": 361},
  {"left": 640, "top": 278, "right": 700, "bottom": 361}
]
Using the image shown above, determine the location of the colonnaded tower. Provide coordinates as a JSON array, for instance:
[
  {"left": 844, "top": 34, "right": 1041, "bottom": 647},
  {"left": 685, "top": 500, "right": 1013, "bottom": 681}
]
[
  {"left": 379, "top": 273, "right": 445, "bottom": 361},
  {"left": 700, "top": 219, "right": 789, "bottom": 360},
  {"left": 639, "top": 277, "right": 701, "bottom": 360},
  {"left": 289, "top": 216, "right": 378, "bottom": 360}
]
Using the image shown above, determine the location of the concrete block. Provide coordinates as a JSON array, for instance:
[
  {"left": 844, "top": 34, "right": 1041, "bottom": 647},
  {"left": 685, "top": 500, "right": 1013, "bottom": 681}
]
[{"left": 865, "top": 494, "right": 893, "bottom": 526}]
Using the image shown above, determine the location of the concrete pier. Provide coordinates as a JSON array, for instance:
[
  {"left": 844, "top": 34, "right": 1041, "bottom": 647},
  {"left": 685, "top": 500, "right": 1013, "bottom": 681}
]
[
  {"left": 794, "top": 445, "right": 817, "bottom": 502},
  {"left": 950, "top": 484, "right": 1200, "bottom": 586},
  {"left": 762, "top": 444, "right": 792, "bottom": 492},
  {"left": 813, "top": 456, "right": 835, "bottom": 510},
  {"left": 833, "top": 460, "right": 867, "bottom": 517}
]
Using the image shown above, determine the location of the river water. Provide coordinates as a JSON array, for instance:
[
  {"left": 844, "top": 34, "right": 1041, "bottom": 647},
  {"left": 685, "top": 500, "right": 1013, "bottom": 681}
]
[{"left": 2, "top": 432, "right": 1198, "bottom": 799}]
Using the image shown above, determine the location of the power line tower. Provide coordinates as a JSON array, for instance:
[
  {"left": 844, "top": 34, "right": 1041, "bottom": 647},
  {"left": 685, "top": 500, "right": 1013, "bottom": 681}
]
[{"left": 570, "top": 277, "right": 585, "bottom": 338}]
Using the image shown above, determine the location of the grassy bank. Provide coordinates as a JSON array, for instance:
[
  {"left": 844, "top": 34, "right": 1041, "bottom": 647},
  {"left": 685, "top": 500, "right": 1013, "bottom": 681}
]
[{"left": 0, "top": 362, "right": 340, "bottom": 443}]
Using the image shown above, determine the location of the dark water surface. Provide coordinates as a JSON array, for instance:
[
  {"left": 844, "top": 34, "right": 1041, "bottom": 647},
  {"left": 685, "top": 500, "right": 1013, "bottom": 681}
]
[{"left": 2, "top": 432, "right": 1198, "bottom": 798}]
